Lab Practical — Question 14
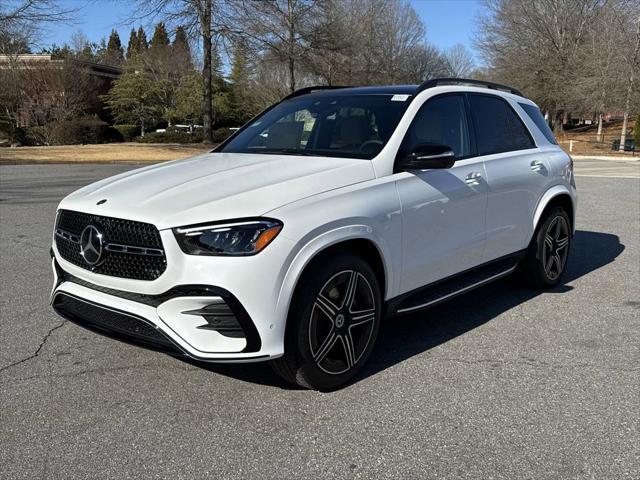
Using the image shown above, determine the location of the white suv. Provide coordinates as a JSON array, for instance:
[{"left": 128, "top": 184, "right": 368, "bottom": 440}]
[{"left": 51, "top": 79, "right": 576, "bottom": 390}]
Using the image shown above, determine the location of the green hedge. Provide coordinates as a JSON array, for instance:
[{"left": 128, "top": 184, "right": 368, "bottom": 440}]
[
  {"left": 135, "top": 128, "right": 204, "bottom": 144},
  {"left": 113, "top": 124, "right": 140, "bottom": 142},
  {"left": 212, "top": 127, "right": 233, "bottom": 143},
  {"left": 23, "top": 118, "right": 117, "bottom": 145},
  {"left": 0, "top": 113, "right": 26, "bottom": 145},
  {"left": 635, "top": 114, "right": 640, "bottom": 146}
]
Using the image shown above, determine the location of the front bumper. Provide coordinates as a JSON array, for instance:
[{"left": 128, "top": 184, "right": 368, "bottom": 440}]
[{"left": 50, "top": 258, "right": 277, "bottom": 362}]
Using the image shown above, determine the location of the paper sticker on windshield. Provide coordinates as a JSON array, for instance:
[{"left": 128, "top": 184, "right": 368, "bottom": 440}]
[{"left": 391, "top": 94, "right": 410, "bottom": 101}]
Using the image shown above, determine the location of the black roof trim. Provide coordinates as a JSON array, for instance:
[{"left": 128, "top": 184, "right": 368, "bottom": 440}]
[
  {"left": 417, "top": 77, "right": 523, "bottom": 97},
  {"left": 282, "top": 85, "right": 351, "bottom": 101}
]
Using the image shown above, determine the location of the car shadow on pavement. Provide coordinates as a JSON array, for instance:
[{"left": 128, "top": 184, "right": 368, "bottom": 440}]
[{"left": 184, "top": 230, "right": 624, "bottom": 390}]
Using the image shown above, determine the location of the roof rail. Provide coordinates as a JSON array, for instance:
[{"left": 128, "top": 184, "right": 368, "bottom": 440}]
[
  {"left": 282, "top": 85, "right": 351, "bottom": 101},
  {"left": 417, "top": 78, "right": 523, "bottom": 97}
]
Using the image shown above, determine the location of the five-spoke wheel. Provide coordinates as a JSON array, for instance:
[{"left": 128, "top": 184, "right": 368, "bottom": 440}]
[
  {"left": 520, "top": 206, "right": 572, "bottom": 288},
  {"left": 270, "top": 253, "right": 381, "bottom": 390},
  {"left": 542, "top": 215, "right": 570, "bottom": 280},
  {"left": 310, "top": 270, "right": 376, "bottom": 375}
]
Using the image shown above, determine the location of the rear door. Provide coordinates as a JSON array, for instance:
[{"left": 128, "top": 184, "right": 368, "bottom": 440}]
[
  {"left": 467, "top": 93, "right": 549, "bottom": 262},
  {"left": 395, "top": 94, "right": 488, "bottom": 293}
]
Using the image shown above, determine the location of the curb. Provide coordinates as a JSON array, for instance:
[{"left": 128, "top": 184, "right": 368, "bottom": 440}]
[{"left": 571, "top": 155, "right": 638, "bottom": 162}]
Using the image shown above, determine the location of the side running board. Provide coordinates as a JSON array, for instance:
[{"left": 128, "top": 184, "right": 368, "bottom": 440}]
[{"left": 388, "top": 252, "right": 526, "bottom": 315}]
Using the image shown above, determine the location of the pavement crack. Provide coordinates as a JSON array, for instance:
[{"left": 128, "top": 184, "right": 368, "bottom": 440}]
[{"left": 0, "top": 320, "right": 66, "bottom": 374}]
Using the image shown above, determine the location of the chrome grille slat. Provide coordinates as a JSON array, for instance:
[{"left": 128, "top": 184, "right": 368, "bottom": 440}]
[{"left": 54, "top": 209, "right": 167, "bottom": 281}]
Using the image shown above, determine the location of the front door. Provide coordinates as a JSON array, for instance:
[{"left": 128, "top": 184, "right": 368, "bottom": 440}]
[{"left": 395, "top": 94, "right": 488, "bottom": 294}]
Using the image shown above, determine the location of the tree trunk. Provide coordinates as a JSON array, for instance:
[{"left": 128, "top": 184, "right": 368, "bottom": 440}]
[
  {"left": 619, "top": 111, "right": 629, "bottom": 152},
  {"left": 287, "top": 0, "right": 296, "bottom": 93},
  {"left": 596, "top": 113, "right": 603, "bottom": 142},
  {"left": 620, "top": 16, "right": 640, "bottom": 152},
  {"left": 553, "top": 110, "right": 564, "bottom": 136},
  {"left": 202, "top": 0, "right": 214, "bottom": 144}
]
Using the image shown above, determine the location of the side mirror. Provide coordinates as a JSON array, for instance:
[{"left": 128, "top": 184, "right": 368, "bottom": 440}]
[{"left": 398, "top": 144, "right": 456, "bottom": 170}]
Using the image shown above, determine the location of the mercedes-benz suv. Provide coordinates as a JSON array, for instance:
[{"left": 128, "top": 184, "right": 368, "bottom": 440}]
[{"left": 50, "top": 78, "right": 576, "bottom": 390}]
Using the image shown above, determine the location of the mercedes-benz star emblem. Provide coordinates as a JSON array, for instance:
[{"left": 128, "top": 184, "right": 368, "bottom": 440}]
[{"left": 80, "top": 225, "right": 104, "bottom": 266}]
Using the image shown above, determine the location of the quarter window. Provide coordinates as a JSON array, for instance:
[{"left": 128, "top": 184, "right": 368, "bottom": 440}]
[
  {"left": 400, "top": 95, "right": 471, "bottom": 159},
  {"left": 519, "top": 103, "right": 557, "bottom": 145},
  {"left": 469, "top": 94, "right": 534, "bottom": 155}
]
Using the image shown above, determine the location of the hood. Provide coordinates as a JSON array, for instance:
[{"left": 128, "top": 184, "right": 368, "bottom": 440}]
[{"left": 59, "top": 153, "right": 375, "bottom": 229}]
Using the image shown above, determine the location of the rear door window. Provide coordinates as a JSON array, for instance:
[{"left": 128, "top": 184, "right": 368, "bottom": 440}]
[{"left": 468, "top": 94, "right": 535, "bottom": 155}]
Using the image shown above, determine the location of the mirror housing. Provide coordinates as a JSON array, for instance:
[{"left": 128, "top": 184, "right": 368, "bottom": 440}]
[{"left": 398, "top": 144, "right": 456, "bottom": 170}]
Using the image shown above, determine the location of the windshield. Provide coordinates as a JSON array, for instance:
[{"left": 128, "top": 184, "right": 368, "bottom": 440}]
[{"left": 219, "top": 94, "right": 410, "bottom": 159}]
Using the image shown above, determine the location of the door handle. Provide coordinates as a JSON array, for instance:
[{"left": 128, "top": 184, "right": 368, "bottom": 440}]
[
  {"left": 530, "top": 160, "right": 545, "bottom": 172},
  {"left": 465, "top": 172, "right": 482, "bottom": 185}
]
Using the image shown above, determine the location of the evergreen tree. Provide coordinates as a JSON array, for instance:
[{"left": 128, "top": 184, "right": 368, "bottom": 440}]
[
  {"left": 126, "top": 28, "right": 139, "bottom": 60},
  {"left": 105, "top": 30, "right": 124, "bottom": 65},
  {"left": 172, "top": 26, "right": 192, "bottom": 70},
  {"left": 150, "top": 23, "right": 170, "bottom": 50},
  {"left": 137, "top": 27, "right": 148, "bottom": 52},
  {"left": 103, "top": 69, "right": 162, "bottom": 136},
  {"left": 173, "top": 72, "right": 203, "bottom": 126},
  {"left": 95, "top": 38, "right": 107, "bottom": 63},
  {"left": 228, "top": 42, "right": 252, "bottom": 124}
]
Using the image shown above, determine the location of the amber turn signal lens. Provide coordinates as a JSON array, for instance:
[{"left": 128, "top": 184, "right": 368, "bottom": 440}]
[{"left": 255, "top": 225, "right": 282, "bottom": 252}]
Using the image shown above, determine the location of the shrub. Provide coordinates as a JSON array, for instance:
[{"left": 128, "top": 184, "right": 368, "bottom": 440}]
[
  {"left": 24, "top": 126, "right": 49, "bottom": 145},
  {"left": 212, "top": 127, "right": 233, "bottom": 143},
  {"left": 0, "top": 113, "right": 26, "bottom": 146},
  {"left": 635, "top": 114, "right": 640, "bottom": 146},
  {"left": 22, "top": 118, "right": 116, "bottom": 145},
  {"left": 113, "top": 124, "right": 140, "bottom": 142},
  {"left": 135, "top": 128, "right": 204, "bottom": 144}
]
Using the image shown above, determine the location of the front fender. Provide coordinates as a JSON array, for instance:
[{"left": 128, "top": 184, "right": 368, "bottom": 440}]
[{"left": 272, "top": 224, "right": 395, "bottom": 342}]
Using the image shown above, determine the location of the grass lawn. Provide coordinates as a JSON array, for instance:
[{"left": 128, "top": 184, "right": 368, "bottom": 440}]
[
  {"left": 558, "top": 118, "right": 637, "bottom": 157},
  {"left": 0, "top": 143, "right": 212, "bottom": 164}
]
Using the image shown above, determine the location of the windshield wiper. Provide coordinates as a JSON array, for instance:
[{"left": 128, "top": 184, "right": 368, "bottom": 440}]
[{"left": 260, "top": 148, "right": 312, "bottom": 156}]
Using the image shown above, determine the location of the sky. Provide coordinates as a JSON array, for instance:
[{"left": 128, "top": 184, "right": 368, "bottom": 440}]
[{"left": 40, "top": 0, "right": 484, "bottom": 61}]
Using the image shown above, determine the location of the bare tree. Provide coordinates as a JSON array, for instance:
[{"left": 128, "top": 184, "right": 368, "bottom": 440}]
[
  {"left": 444, "top": 44, "right": 475, "bottom": 78},
  {"left": 578, "top": 3, "right": 623, "bottom": 141},
  {"left": 476, "top": 0, "right": 609, "bottom": 132},
  {"left": 0, "top": 0, "right": 78, "bottom": 50},
  {"left": 301, "top": 0, "right": 434, "bottom": 86},
  {"left": 130, "top": 0, "right": 233, "bottom": 143},
  {"left": 232, "top": 0, "right": 324, "bottom": 93},
  {"left": 617, "top": 12, "right": 640, "bottom": 150},
  {"left": 0, "top": 0, "right": 75, "bottom": 26}
]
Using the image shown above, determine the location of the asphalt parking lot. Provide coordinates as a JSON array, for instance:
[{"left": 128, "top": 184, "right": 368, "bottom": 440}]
[{"left": 1, "top": 160, "right": 638, "bottom": 479}]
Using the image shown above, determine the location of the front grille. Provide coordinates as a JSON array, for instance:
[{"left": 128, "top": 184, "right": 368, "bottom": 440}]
[
  {"left": 55, "top": 209, "right": 167, "bottom": 281},
  {"left": 53, "top": 292, "right": 180, "bottom": 353}
]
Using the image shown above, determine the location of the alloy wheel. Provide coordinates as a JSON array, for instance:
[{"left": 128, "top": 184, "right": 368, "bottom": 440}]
[
  {"left": 542, "top": 215, "right": 570, "bottom": 280},
  {"left": 308, "top": 270, "right": 377, "bottom": 375}
]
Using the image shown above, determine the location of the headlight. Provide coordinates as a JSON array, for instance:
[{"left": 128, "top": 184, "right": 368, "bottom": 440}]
[{"left": 173, "top": 219, "right": 282, "bottom": 256}]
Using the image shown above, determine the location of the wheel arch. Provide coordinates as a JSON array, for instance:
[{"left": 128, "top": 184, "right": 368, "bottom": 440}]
[
  {"left": 533, "top": 186, "right": 576, "bottom": 235},
  {"left": 274, "top": 227, "right": 393, "bottom": 345}
]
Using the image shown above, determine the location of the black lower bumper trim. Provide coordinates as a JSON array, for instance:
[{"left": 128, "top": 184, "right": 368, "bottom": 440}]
[
  {"left": 53, "top": 260, "right": 262, "bottom": 353},
  {"left": 53, "top": 292, "right": 185, "bottom": 356}
]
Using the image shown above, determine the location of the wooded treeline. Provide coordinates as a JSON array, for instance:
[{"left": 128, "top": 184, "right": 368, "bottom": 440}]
[
  {"left": 476, "top": 0, "right": 639, "bottom": 145},
  {"left": 1, "top": 0, "right": 638, "bottom": 148}
]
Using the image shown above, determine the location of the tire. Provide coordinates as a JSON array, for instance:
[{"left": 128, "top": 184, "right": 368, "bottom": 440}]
[
  {"left": 520, "top": 206, "right": 572, "bottom": 288},
  {"left": 270, "top": 252, "right": 382, "bottom": 390}
]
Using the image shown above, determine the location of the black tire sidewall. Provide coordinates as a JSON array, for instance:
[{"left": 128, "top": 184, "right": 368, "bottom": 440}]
[
  {"left": 532, "top": 207, "right": 571, "bottom": 287},
  {"left": 288, "top": 253, "right": 382, "bottom": 390}
]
